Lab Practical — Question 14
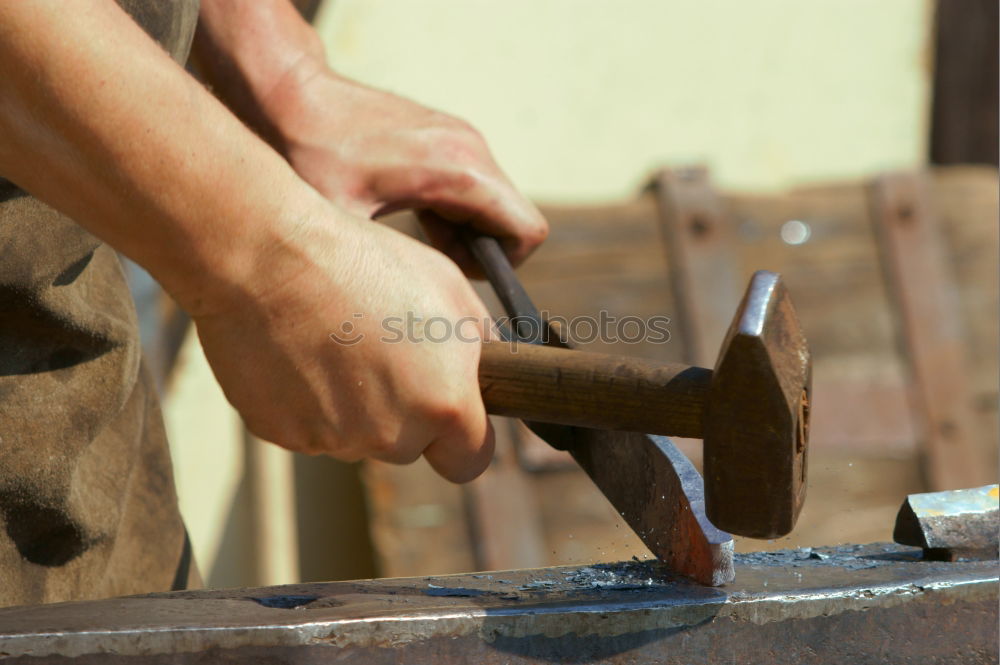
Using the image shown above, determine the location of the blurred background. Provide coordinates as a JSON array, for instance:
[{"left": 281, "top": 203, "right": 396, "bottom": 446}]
[{"left": 133, "top": 0, "right": 998, "bottom": 588}]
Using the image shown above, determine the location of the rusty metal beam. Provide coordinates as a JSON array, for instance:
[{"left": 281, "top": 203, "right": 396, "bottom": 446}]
[{"left": 0, "top": 544, "right": 995, "bottom": 663}]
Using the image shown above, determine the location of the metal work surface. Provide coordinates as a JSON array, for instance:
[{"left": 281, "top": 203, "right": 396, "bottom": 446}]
[{"left": 0, "top": 544, "right": 995, "bottom": 664}]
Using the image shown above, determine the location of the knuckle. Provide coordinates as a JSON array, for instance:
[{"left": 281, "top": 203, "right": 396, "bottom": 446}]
[
  {"left": 299, "top": 433, "right": 337, "bottom": 457},
  {"left": 241, "top": 414, "right": 275, "bottom": 443},
  {"left": 277, "top": 427, "right": 322, "bottom": 455},
  {"left": 365, "top": 423, "right": 421, "bottom": 465},
  {"left": 280, "top": 421, "right": 362, "bottom": 460},
  {"left": 444, "top": 168, "right": 479, "bottom": 194},
  {"left": 244, "top": 416, "right": 314, "bottom": 455},
  {"left": 300, "top": 441, "right": 327, "bottom": 457},
  {"left": 335, "top": 447, "right": 366, "bottom": 463},
  {"left": 365, "top": 432, "right": 398, "bottom": 460},
  {"left": 433, "top": 120, "right": 488, "bottom": 164},
  {"left": 390, "top": 447, "right": 423, "bottom": 466},
  {"left": 438, "top": 113, "right": 481, "bottom": 139},
  {"left": 425, "top": 395, "right": 473, "bottom": 437},
  {"left": 458, "top": 122, "right": 486, "bottom": 146},
  {"left": 308, "top": 431, "right": 366, "bottom": 462}
]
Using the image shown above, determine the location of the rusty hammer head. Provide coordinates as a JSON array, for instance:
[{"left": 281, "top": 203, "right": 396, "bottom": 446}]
[{"left": 703, "top": 271, "right": 811, "bottom": 539}]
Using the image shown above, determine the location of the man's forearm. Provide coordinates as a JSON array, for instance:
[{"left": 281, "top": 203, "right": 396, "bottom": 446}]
[
  {"left": 0, "top": 0, "right": 539, "bottom": 482},
  {"left": 193, "top": 0, "right": 328, "bottom": 151},
  {"left": 0, "top": 0, "right": 328, "bottom": 314}
]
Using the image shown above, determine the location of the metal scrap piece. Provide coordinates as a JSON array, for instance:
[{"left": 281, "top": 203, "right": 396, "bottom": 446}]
[{"left": 894, "top": 484, "right": 999, "bottom": 556}]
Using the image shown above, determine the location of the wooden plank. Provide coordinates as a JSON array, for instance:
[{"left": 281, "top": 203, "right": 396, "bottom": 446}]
[
  {"left": 292, "top": 455, "right": 377, "bottom": 583},
  {"left": 463, "top": 418, "right": 548, "bottom": 571},
  {"left": 518, "top": 197, "right": 684, "bottom": 367},
  {"left": 869, "top": 171, "right": 993, "bottom": 490},
  {"left": 930, "top": 167, "right": 1000, "bottom": 474},
  {"left": 930, "top": 167, "right": 1000, "bottom": 397},
  {"left": 653, "top": 166, "right": 742, "bottom": 367},
  {"left": 724, "top": 180, "right": 917, "bottom": 454},
  {"left": 363, "top": 458, "right": 475, "bottom": 577}
]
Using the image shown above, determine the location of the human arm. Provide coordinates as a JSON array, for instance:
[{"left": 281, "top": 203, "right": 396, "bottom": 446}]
[
  {"left": 191, "top": 0, "right": 548, "bottom": 274},
  {"left": 0, "top": 0, "right": 495, "bottom": 481}
]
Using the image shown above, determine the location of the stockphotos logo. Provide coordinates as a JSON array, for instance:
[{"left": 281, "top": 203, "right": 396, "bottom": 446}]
[{"left": 329, "top": 312, "right": 671, "bottom": 346}]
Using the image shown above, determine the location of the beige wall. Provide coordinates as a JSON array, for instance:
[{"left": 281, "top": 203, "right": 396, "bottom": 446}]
[{"left": 316, "top": 0, "right": 932, "bottom": 201}]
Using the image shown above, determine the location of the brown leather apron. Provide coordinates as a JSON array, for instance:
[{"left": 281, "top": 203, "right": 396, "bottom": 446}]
[{"left": 0, "top": 0, "right": 201, "bottom": 606}]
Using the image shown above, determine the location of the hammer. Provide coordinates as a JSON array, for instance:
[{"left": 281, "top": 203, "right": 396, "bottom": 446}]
[{"left": 470, "top": 235, "right": 812, "bottom": 539}]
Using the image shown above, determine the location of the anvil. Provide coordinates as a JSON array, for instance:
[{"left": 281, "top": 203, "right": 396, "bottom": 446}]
[{"left": 0, "top": 542, "right": 994, "bottom": 663}]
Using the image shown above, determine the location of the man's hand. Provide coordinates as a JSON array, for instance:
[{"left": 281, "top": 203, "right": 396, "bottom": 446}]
[
  {"left": 273, "top": 73, "right": 549, "bottom": 275},
  {"left": 195, "top": 209, "right": 496, "bottom": 483},
  {"left": 193, "top": 0, "right": 548, "bottom": 275},
  {"left": 0, "top": 0, "right": 499, "bottom": 482}
]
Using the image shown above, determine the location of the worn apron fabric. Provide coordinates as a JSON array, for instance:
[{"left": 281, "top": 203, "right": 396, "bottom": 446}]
[{"left": 0, "top": 0, "right": 201, "bottom": 606}]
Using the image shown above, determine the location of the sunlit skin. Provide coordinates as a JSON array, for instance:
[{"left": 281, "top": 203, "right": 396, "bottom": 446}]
[{"left": 0, "top": 0, "right": 548, "bottom": 482}]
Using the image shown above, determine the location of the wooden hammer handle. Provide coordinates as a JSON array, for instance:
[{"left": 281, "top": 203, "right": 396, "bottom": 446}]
[{"left": 479, "top": 340, "right": 712, "bottom": 438}]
